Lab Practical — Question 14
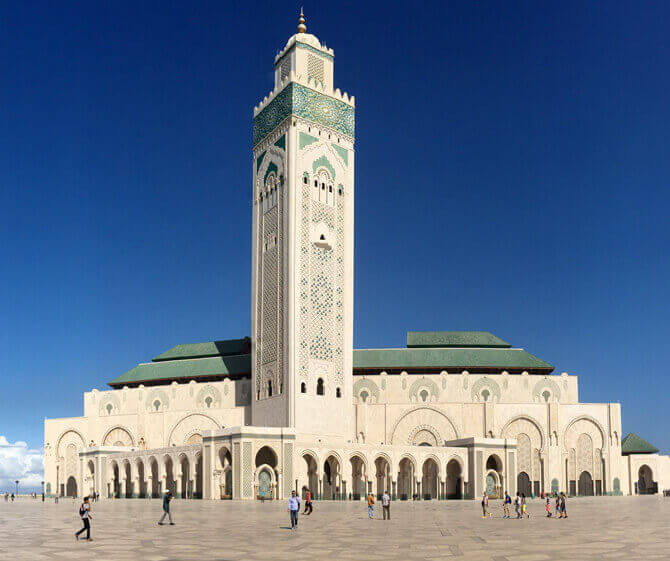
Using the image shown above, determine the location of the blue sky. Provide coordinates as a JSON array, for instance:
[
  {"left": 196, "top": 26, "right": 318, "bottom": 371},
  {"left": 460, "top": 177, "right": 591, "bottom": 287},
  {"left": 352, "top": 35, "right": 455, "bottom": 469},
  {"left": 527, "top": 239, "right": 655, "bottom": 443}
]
[{"left": 1, "top": 0, "right": 669, "bottom": 481}]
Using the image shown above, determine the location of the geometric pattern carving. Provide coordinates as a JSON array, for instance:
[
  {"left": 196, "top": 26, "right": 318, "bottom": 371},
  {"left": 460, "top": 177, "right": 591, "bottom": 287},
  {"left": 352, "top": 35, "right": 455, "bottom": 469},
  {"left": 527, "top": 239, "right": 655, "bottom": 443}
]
[
  {"left": 103, "top": 427, "right": 134, "bottom": 447},
  {"left": 99, "top": 394, "right": 121, "bottom": 416},
  {"left": 391, "top": 407, "right": 458, "bottom": 446},
  {"left": 253, "top": 83, "right": 355, "bottom": 147},
  {"left": 408, "top": 376, "right": 440, "bottom": 402},
  {"left": 196, "top": 385, "right": 222, "bottom": 410},
  {"left": 353, "top": 378, "right": 380, "bottom": 403},
  {"left": 283, "top": 443, "right": 293, "bottom": 497},
  {"left": 145, "top": 388, "right": 169, "bottom": 412},
  {"left": 243, "top": 442, "right": 253, "bottom": 498},
  {"left": 168, "top": 414, "right": 220, "bottom": 447},
  {"left": 532, "top": 378, "right": 561, "bottom": 402},
  {"left": 470, "top": 376, "right": 501, "bottom": 402}
]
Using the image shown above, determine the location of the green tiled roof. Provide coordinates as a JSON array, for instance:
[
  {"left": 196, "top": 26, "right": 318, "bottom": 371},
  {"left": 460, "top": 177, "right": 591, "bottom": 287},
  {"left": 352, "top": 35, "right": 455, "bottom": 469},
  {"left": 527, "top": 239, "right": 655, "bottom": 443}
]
[
  {"left": 109, "top": 354, "right": 251, "bottom": 387},
  {"left": 152, "top": 338, "right": 250, "bottom": 362},
  {"left": 407, "top": 331, "right": 511, "bottom": 348},
  {"left": 621, "top": 433, "right": 659, "bottom": 455},
  {"left": 353, "top": 347, "right": 552, "bottom": 372}
]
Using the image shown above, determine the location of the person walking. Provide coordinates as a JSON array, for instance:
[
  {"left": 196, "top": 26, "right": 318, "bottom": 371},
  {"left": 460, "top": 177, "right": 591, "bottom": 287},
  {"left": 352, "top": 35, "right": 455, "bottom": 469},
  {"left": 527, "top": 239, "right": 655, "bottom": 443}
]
[
  {"left": 303, "top": 489, "right": 313, "bottom": 514},
  {"left": 521, "top": 494, "right": 530, "bottom": 518},
  {"left": 75, "top": 496, "right": 93, "bottom": 541},
  {"left": 158, "top": 490, "right": 175, "bottom": 525},
  {"left": 555, "top": 494, "right": 560, "bottom": 518},
  {"left": 503, "top": 491, "right": 511, "bottom": 518},
  {"left": 381, "top": 490, "right": 391, "bottom": 520},
  {"left": 545, "top": 497, "right": 552, "bottom": 517},
  {"left": 481, "top": 492, "right": 489, "bottom": 518},
  {"left": 560, "top": 493, "right": 567, "bottom": 518},
  {"left": 367, "top": 492, "right": 375, "bottom": 519},
  {"left": 288, "top": 490, "right": 300, "bottom": 530},
  {"left": 514, "top": 493, "right": 521, "bottom": 519}
]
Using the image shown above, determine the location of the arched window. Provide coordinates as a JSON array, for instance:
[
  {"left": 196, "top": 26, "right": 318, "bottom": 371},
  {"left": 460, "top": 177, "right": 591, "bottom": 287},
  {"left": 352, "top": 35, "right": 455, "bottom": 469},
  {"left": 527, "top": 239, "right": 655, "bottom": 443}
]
[
  {"left": 303, "top": 176, "right": 308, "bottom": 184},
  {"left": 106, "top": 403, "right": 113, "bottom": 415},
  {"left": 268, "top": 380, "right": 273, "bottom": 397},
  {"left": 153, "top": 400, "right": 161, "bottom": 412},
  {"left": 420, "top": 389, "right": 429, "bottom": 402},
  {"left": 542, "top": 390, "right": 551, "bottom": 402},
  {"left": 359, "top": 390, "right": 369, "bottom": 403},
  {"left": 336, "top": 387, "right": 341, "bottom": 398},
  {"left": 481, "top": 389, "right": 490, "bottom": 402},
  {"left": 300, "top": 382, "right": 306, "bottom": 393},
  {"left": 205, "top": 396, "right": 213, "bottom": 408},
  {"left": 314, "top": 179, "right": 318, "bottom": 187},
  {"left": 316, "top": 378, "right": 324, "bottom": 396}
]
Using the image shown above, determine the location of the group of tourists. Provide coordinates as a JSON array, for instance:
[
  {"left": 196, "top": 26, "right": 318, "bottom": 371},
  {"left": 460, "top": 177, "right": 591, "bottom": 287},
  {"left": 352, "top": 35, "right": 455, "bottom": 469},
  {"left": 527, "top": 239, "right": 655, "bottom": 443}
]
[{"left": 483, "top": 491, "right": 568, "bottom": 519}]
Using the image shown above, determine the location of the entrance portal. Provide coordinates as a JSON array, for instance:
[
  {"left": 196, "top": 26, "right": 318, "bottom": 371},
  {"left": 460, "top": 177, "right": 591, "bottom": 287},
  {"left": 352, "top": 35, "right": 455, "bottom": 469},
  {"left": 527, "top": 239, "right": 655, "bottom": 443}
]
[{"left": 578, "top": 471, "right": 593, "bottom": 496}]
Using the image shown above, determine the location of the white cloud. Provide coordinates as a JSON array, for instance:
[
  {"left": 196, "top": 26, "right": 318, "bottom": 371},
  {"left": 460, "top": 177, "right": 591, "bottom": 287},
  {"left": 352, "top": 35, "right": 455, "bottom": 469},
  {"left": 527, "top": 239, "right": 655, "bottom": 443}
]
[{"left": 0, "top": 436, "right": 44, "bottom": 493}]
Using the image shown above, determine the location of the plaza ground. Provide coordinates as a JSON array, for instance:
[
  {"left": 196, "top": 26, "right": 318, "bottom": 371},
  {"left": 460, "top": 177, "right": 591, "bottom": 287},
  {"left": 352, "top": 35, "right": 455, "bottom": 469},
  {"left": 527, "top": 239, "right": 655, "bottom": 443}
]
[{"left": 1, "top": 496, "right": 668, "bottom": 560}]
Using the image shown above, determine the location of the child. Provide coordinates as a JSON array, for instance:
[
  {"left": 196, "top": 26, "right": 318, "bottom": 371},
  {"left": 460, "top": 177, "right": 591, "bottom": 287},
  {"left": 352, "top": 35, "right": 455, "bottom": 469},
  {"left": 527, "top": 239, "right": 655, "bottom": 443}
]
[{"left": 545, "top": 497, "right": 552, "bottom": 517}]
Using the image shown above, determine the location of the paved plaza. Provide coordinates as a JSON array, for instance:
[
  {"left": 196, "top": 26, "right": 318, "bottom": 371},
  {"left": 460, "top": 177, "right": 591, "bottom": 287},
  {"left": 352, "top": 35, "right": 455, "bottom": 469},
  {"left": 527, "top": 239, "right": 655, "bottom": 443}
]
[{"left": 1, "top": 496, "right": 668, "bottom": 560}]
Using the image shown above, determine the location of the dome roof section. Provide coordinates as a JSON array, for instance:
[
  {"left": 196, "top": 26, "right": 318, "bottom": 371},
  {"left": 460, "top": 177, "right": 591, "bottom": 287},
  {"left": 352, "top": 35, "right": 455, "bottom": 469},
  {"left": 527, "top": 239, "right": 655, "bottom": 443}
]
[{"left": 275, "top": 33, "right": 334, "bottom": 65}]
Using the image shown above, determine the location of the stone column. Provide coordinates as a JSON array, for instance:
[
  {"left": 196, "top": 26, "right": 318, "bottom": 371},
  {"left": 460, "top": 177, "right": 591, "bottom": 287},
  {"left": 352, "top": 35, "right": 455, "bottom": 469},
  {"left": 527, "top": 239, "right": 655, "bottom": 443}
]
[
  {"left": 120, "top": 477, "right": 127, "bottom": 498},
  {"left": 391, "top": 479, "right": 397, "bottom": 501},
  {"left": 416, "top": 479, "right": 422, "bottom": 500}
]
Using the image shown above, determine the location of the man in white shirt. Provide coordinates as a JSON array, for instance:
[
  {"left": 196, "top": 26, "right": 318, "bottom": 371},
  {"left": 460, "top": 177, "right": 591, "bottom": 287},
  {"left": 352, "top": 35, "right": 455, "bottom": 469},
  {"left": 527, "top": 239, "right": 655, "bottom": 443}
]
[
  {"left": 287, "top": 491, "right": 301, "bottom": 530},
  {"left": 382, "top": 490, "right": 391, "bottom": 520}
]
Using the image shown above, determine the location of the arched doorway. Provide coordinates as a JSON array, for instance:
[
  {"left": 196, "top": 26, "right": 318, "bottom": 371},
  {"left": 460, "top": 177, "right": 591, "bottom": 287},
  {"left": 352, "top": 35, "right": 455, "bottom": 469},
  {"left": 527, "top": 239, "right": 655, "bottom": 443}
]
[
  {"left": 136, "top": 460, "right": 146, "bottom": 498},
  {"left": 194, "top": 454, "right": 203, "bottom": 499},
  {"left": 255, "top": 446, "right": 278, "bottom": 500},
  {"left": 180, "top": 455, "right": 190, "bottom": 498},
  {"left": 422, "top": 458, "right": 439, "bottom": 499},
  {"left": 66, "top": 476, "right": 77, "bottom": 498},
  {"left": 637, "top": 465, "right": 655, "bottom": 495},
  {"left": 349, "top": 455, "right": 367, "bottom": 500},
  {"left": 124, "top": 461, "right": 132, "bottom": 498},
  {"left": 578, "top": 471, "right": 593, "bottom": 496},
  {"left": 485, "top": 455, "right": 503, "bottom": 498},
  {"left": 398, "top": 457, "right": 415, "bottom": 500},
  {"left": 218, "top": 447, "right": 232, "bottom": 499},
  {"left": 446, "top": 459, "right": 462, "bottom": 499},
  {"left": 374, "top": 456, "right": 391, "bottom": 499},
  {"left": 323, "top": 455, "right": 342, "bottom": 500},
  {"left": 301, "top": 453, "right": 319, "bottom": 500},
  {"left": 164, "top": 456, "right": 176, "bottom": 496},
  {"left": 150, "top": 458, "right": 160, "bottom": 498},
  {"left": 517, "top": 471, "right": 532, "bottom": 497}
]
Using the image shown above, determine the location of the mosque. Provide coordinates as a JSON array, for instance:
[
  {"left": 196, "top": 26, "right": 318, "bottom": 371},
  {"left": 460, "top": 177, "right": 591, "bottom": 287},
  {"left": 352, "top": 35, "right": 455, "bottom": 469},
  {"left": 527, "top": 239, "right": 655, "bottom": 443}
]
[{"left": 44, "top": 12, "right": 669, "bottom": 502}]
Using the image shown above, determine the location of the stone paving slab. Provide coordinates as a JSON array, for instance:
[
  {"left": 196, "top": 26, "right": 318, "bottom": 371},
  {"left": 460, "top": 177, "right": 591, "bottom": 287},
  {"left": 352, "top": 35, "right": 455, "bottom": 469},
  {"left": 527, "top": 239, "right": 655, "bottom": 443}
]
[{"left": 0, "top": 496, "right": 669, "bottom": 560}]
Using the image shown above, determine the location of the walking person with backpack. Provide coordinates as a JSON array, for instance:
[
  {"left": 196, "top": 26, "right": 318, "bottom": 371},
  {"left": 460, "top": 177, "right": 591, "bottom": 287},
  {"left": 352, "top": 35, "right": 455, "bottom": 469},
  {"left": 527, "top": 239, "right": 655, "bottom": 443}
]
[{"left": 75, "top": 496, "right": 93, "bottom": 541}]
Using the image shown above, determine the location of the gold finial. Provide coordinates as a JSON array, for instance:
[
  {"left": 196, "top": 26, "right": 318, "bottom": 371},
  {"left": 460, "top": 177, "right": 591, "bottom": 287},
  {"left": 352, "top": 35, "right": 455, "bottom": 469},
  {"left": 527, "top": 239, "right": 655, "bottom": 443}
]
[{"left": 297, "top": 8, "right": 307, "bottom": 33}]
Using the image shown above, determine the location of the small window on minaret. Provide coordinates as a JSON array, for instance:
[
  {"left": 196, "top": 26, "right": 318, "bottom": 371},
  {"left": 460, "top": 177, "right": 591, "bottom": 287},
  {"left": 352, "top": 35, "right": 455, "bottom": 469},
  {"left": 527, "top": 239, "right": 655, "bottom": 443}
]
[
  {"left": 303, "top": 176, "right": 308, "bottom": 184},
  {"left": 336, "top": 388, "right": 341, "bottom": 398},
  {"left": 301, "top": 382, "right": 306, "bottom": 393},
  {"left": 321, "top": 183, "right": 325, "bottom": 190},
  {"left": 316, "top": 378, "right": 324, "bottom": 396},
  {"left": 268, "top": 380, "right": 273, "bottom": 397},
  {"left": 314, "top": 180, "right": 318, "bottom": 187}
]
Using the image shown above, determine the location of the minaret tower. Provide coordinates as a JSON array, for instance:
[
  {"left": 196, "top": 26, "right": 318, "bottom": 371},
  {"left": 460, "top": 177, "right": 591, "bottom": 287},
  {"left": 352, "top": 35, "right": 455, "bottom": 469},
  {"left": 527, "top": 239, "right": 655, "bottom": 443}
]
[{"left": 251, "top": 12, "right": 355, "bottom": 440}]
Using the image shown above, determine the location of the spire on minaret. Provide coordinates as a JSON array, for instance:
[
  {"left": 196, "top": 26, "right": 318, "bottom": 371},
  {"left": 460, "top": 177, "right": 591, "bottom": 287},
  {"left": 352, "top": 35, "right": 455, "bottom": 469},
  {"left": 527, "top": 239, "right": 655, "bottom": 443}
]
[{"left": 297, "top": 8, "right": 307, "bottom": 33}]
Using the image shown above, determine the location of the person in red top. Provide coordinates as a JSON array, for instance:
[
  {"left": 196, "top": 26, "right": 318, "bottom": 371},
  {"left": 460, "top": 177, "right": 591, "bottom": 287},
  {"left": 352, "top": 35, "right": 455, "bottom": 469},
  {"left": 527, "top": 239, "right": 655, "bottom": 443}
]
[{"left": 303, "top": 489, "right": 313, "bottom": 514}]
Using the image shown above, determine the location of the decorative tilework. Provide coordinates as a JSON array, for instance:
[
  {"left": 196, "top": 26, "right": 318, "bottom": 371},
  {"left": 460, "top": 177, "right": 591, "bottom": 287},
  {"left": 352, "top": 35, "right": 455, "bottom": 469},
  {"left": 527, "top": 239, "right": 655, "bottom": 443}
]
[
  {"left": 253, "top": 83, "right": 354, "bottom": 147},
  {"left": 331, "top": 143, "right": 348, "bottom": 166},
  {"left": 312, "top": 155, "right": 335, "bottom": 179},
  {"left": 299, "top": 132, "right": 319, "bottom": 149},
  {"left": 283, "top": 443, "right": 293, "bottom": 497},
  {"left": 274, "top": 134, "right": 285, "bottom": 150},
  {"left": 274, "top": 41, "right": 334, "bottom": 70},
  {"left": 243, "top": 442, "right": 252, "bottom": 498}
]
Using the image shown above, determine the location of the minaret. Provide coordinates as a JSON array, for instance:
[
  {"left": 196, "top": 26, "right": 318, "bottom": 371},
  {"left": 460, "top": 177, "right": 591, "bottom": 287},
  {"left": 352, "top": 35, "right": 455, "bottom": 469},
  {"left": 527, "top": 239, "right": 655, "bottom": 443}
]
[{"left": 251, "top": 12, "right": 355, "bottom": 440}]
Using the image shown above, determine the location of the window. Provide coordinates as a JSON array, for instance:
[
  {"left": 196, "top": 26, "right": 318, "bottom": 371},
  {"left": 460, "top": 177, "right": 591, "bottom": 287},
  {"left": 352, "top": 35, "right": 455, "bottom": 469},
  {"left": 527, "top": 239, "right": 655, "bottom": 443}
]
[
  {"left": 420, "top": 389, "right": 429, "bottom": 402},
  {"left": 268, "top": 380, "right": 273, "bottom": 397},
  {"left": 303, "top": 176, "right": 308, "bottom": 184},
  {"left": 205, "top": 396, "right": 213, "bottom": 408},
  {"left": 106, "top": 403, "right": 113, "bottom": 415},
  {"left": 359, "top": 390, "right": 369, "bottom": 403},
  {"left": 542, "top": 390, "right": 551, "bottom": 402},
  {"left": 316, "top": 378, "right": 324, "bottom": 396},
  {"left": 314, "top": 179, "right": 318, "bottom": 187},
  {"left": 481, "top": 389, "right": 490, "bottom": 402},
  {"left": 336, "top": 387, "right": 341, "bottom": 398},
  {"left": 301, "top": 382, "right": 306, "bottom": 393},
  {"left": 153, "top": 400, "right": 161, "bottom": 412}
]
